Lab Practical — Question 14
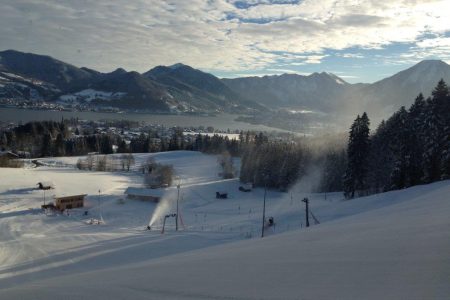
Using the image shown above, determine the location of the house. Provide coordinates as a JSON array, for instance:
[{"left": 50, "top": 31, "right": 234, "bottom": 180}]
[
  {"left": 239, "top": 183, "right": 253, "bottom": 192},
  {"left": 54, "top": 194, "right": 86, "bottom": 210},
  {"left": 124, "top": 187, "right": 164, "bottom": 202},
  {"left": 16, "top": 151, "right": 31, "bottom": 158},
  {"left": 0, "top": 151, "right": 19, "bottom": 159},
  {"left": 216, "top": 191, "right": 228, "bottom": 199}
]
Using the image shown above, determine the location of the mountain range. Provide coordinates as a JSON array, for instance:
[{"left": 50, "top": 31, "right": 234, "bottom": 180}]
[{"left": 1, "top": 49, "right": 450, "bottom": 121}]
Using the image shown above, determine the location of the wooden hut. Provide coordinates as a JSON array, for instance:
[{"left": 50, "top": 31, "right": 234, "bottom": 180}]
[{"left": 54, "top": 194, "right": 86, "bottom": 210}]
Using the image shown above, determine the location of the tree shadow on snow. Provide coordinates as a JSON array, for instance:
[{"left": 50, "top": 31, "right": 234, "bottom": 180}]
[{"left": 0, "top": 187, "right": 37, "bottom": 196}]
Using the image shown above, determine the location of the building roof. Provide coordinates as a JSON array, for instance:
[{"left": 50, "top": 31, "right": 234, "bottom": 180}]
[
  {"left": 54, "top": 194, "right": 87, "bottom": 200},
  {"left": 124, "top": 187, "right": 165, "bottom": 198},
  {"left": 0, "top": 151, "right": 19, "bottom": 158}
]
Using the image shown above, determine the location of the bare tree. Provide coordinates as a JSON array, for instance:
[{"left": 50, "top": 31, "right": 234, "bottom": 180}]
[
  {"left": 96, "top": 155, "right": 107, "bottom": 171},
  {"left": 86, "top": 154, "right": 95, "bottom": 171},
  {"left": 218, "top": 151, "right": 234, "bottom": 179},
  {"left": 125, "top": 153, "right": 135, "bottom": 171},
  {"left": 144, "top": 163, "right": 174, "bottom": 188},
  {"left": 141, "top": 156, "right": 156, "bottom": 174}
]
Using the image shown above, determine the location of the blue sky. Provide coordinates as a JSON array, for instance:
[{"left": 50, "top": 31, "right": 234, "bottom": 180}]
[{"left": 1, "top": 0, "right": 449, "bottom": 83}]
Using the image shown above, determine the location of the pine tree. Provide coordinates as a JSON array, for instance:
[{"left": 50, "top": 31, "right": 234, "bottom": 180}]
[
  {"left": 53, "top": 133, "right": 65, "bottom": 157},
  {"left": 422, "top": 80, "right": 449, "bottom": 182},
  {"left": 389, "top": 107, "right": 411, "bottom": 189},
  {"left": 40, "top": 133, "right": 52, "bottom": 157},
  {"left": 407, "top": 94, "right": 426, "bottom": 185},
  {"left": 344, "top": 113, "right": 371, "bottom": 198}
]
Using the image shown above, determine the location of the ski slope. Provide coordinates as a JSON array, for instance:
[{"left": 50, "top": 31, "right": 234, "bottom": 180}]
[{"left": 0, "top": 151, "right": 449, "bottom": 299}]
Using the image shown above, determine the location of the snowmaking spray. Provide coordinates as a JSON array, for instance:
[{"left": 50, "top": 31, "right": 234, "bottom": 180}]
[
  {"left": 148, "top": 177, "right": 184, "bottom": 230},
  {"left": 148, "top": 196, "right": 173, "bottom": 228}
]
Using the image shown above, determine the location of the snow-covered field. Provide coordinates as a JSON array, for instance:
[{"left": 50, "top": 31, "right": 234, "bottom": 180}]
[
  {"left": 59, "top": 89, "right": 126, "bottom": 103},
  {"left": 0, "top": 151, "right": 449, "bottom": 299}
]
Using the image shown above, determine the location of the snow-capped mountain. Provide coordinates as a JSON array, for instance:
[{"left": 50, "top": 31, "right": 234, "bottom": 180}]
[
  {"left": 0, "top": 70, "right": 58, "bottom": 101},
  {"left": 144, "top": 63, "right": 265, "bottom": 112},
  {"left": 1, "top": 49, "right": 449, "bottom": 117},
  {"left": 223, "top": 60, "right": 450, "bottom": 119},
  {"left": 0, "top": 51, "right": 263, "bottom": 113},
  {"left": 0, "top": 50, "right": 94, "bottom": 90},
  {"left": 222, "top": 72, "right": 353, "bottom": 113},
  {"left": 352, "top": 60, "right": 450, "bottom": 119}
]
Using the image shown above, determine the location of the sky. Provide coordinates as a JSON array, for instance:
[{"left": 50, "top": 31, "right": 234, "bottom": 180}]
[{"left": 1, "top": 0, "right": 450, "bottom": 83}]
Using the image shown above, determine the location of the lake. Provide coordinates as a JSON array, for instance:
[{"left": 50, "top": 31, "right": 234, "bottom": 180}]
[{"left": 0, "top": 107, "right": 286, "bottom": 132}]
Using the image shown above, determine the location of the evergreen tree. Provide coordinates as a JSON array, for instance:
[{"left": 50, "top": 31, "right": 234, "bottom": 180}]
[
  {"left": 344, "top": 113, "right": 370, "bottom": 198},
  {"left": 368, "top": 120, "right": 392, "bottom": 192},
  {"left": 407, "top": 94, "right": 426, "bottom": 185},
  {"left": 53, "top": 133, "right": 65, "bottom": 157},
  {"left": 117, "top": 140, "right": 128, "bottom": 153},
  {"left": 422, "top": 80, "right": 448, "bottom": 182},
  {"left": 40, "top": 133, "right": 53, "bottom": 157},
  {"left": 389, "top": 107, "right": 411, "bottom": 189},
  {"left": 320, "top": 149, "right": 347, "bottom": 192},
  {"left": 100, "top": 135, "right": 113, "bottom": 154}
]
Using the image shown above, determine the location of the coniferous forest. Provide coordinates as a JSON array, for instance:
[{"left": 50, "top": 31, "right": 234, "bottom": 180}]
[
  {"left": 240, "top": 80, "right": 450, "bottom": 196},
  {"left": 1, "top": 80, "right": 449, "bottom": 198},
  {"left": 343, "top": 79, "right": 450, "bottom": 198}
]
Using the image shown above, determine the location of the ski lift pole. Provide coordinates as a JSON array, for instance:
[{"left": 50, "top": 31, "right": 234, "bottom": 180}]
[
  {"left": 261, "top": 183, "right": 267, "bottom": 238},
  {"left": 176, "top": 183, "right": 180, "bottom": 231},
  {"left": 161, "top": 215, "right": 167, "bottom": 234},
  {"left": 302, "top": 197, "right": 310, "bottom": 227}
]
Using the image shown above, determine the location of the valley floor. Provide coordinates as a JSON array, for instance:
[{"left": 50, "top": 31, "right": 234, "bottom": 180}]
[{"left": 0, "top": 151, "right": 449, "bottom": 299}]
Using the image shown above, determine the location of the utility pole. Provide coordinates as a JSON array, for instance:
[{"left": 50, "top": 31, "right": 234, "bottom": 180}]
[
  {"left": 302, "top": 197, "right": 310, "bottom": 227},
  {"left": 176, "top": 183, "right": 180, "bottom": 231},
  {"left": 261, "top": 183, "right": 267, "bottom": 238}
]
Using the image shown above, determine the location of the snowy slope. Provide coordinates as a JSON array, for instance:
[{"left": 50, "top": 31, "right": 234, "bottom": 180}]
[
  {"left": 58, "top": 89, "right": 126, "bottom": 103},
  {"left": 0, "top": 151, "right": 449, "bottom": 299}
]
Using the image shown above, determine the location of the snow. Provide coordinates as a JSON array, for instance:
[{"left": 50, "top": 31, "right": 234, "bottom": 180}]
[
  {"left": 59, "top": 89, "right": 126, "bottom": 103},
  {"left": 0, "top": 151, "right": 449, "bottom": 299},
  {"left": 183, "top": 131, "right": 241, "bottom": 140},
  {"left": 0, "top": 74, "right": 11, "bottom": 82},
  {"left": 335, "top": 78, "right": 345, "bottom": 84},
  {"left": 124, "top": 187, "right": 166, "bottom": 197},
  {"left": 2, "top": 72, "right": 25, "bottom": 80}
]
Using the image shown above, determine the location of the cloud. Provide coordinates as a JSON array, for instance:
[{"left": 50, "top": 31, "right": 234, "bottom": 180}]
[
  {"left": 339, "top": 53, "right": 365, "bottom": 59},
  {"left": 0, "top": 0, "right": 449, "bottom": 77}
]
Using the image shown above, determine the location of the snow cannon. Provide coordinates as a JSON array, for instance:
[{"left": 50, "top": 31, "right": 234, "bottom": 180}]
[{"left": 161, "top": 213, "right": 177, "bottom": 234}]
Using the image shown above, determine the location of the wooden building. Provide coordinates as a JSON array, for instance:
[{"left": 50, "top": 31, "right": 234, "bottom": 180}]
[
  {"left": 54, "top": 194, "right": 87, "bottom": 210},
  {"left": 124, "top": 187, "right": 163, "bottom": 202}
]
